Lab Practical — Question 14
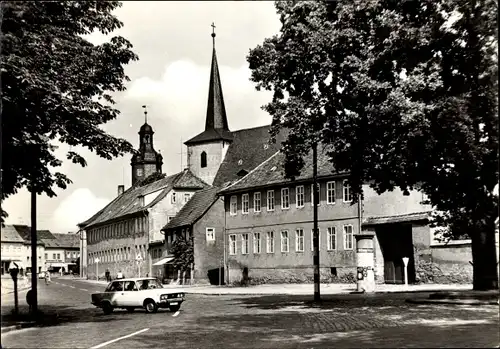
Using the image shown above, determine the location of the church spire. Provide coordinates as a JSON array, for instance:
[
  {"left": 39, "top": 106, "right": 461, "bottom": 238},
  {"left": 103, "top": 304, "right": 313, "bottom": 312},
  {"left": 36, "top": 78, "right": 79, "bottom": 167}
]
[{"left": 205, "top": 22, "right": 229, "bottom": 131}]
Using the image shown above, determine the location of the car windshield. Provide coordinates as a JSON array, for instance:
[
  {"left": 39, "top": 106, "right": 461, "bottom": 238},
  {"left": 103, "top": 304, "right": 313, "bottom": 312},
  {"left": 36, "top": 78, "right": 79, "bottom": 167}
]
[{"left": 137, "top": 279, "right": 163, "bottom": 290}]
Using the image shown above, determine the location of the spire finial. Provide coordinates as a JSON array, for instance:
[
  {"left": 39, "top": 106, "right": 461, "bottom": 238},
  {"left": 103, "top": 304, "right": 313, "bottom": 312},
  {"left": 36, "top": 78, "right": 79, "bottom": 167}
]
[
  {"left": 211, "top": 22, "right": 216, "bottom": 48},
  {"left": 142, "top": 105, "right": 148, "bottom": 124}
]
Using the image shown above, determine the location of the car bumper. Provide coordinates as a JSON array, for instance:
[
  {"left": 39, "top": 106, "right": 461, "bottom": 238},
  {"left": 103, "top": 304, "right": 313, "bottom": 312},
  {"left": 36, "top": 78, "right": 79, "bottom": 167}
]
[{"left": 158, "top": 298, "right": 184, "bottom": 308}]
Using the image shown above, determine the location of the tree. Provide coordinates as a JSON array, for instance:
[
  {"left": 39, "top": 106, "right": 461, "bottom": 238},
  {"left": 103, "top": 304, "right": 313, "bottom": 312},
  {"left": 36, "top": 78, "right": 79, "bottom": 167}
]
[
  {"left": 1, "top": 1, "right": 139, "bottom": 223},
  {"left": 170, "top": 234, "right": 194, "bottom": 284},
  {"left": 248, "top": 0, "right": 498, "bottom": 290}
]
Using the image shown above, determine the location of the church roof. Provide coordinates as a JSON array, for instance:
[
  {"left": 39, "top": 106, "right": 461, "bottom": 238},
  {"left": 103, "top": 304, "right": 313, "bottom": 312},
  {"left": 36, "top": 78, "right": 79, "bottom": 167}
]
[
  {"left": 78, "top": 169, "right": 208, "bottom": 229},
  {"left": 139, "top": 122, "right": 154, "bottom": 133},
  {"left": 161, "top": 187, "right": 219, "bottom": 231},
  {"left": 219, "top": 145, "right": 347, "bottom": 194},
  {"left": 212, "top": 125, "right": 288, "bottom": 187},
  {"left": 184, "top": 42, "right": 232, "bottom": 145}
]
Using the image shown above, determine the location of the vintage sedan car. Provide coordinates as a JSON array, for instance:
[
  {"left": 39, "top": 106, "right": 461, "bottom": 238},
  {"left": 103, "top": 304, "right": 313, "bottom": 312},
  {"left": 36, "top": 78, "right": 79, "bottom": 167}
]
[{"left": 91, "top": 277, "right": 185, "bottom": 314}]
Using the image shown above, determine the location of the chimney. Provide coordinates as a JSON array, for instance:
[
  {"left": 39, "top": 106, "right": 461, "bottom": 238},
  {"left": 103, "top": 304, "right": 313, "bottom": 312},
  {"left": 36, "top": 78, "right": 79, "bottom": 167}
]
[{"left": 118, "top": 185, "right": 125, "bottom": 196}]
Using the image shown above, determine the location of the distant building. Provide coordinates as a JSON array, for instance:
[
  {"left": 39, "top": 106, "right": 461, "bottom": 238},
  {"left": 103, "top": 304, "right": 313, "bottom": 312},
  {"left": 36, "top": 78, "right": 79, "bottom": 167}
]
[
  {"left": 78, "top": 117, "right": 209, "bottom": 279},
  {"left": 1, "top": 225, "right": 80, "bottom": 275}
]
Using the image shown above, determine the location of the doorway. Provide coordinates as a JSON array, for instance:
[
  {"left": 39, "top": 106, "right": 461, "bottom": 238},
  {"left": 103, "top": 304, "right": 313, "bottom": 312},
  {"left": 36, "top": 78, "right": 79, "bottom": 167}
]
[{"left": 376, "top": 223, "right": 416, "bottom": 284}]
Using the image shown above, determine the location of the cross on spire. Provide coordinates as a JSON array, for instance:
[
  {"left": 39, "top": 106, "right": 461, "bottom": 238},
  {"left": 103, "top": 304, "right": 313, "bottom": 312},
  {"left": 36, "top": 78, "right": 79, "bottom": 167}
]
[
  {"left": 211, "top": 22, "right": 216, "bottom": 48},
  {"left": 142, "top": 105, "right": 148, "bottom": 124}
]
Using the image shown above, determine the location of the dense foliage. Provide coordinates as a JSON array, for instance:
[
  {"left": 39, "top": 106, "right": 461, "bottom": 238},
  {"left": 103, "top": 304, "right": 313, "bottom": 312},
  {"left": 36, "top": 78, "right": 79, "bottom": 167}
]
[
  {"left": 170, "top": 234, "right": 194, "bottom": 274},
  {"left": 1, "top": 1, "right": 138, "bottom": 223},
  {"left": 248, "top": 0, "right": 498, "bottom": 289}
]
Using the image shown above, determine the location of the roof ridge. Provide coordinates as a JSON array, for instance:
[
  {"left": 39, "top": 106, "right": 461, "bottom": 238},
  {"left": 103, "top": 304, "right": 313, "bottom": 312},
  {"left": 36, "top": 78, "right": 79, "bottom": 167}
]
[{"left": 220, "top": 151, "right": 281, "bottom": 193}]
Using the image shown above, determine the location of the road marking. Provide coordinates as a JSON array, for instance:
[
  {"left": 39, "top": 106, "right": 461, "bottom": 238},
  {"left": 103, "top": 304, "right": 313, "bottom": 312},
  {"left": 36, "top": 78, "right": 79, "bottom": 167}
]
[
  {"left": 173, "top": 310, "right": 180, "bottom": 317},
  {"left": 90, "top": 328, "right": 149, "bottom": 349},
  {"left": 68, "top": 285, "right": 76, "bottom": 288},
  {"left": 79, "top": 288, "right": 89, "bottom": 292}
]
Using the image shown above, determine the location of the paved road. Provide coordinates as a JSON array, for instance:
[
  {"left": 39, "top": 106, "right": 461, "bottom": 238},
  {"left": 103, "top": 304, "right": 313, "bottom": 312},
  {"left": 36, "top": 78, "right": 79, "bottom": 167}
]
[{"left": 1, "top": 277, "right": 498, "bottom": 348}]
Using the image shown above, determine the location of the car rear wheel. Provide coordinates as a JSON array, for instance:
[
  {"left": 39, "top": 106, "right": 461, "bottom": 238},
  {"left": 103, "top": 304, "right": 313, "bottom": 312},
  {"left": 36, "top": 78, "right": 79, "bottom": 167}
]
[
  {"left": 169, "top": 304, "right": 180, "bottom": 312},
  {"left": 144, "top": 300, "right": 158, "bottom": 314},
  {"left": 102, "top": 303, "right": 113, "bottom": 315},
  {"left": 126, "top": 307, "right": 135, "bottom": 313}
]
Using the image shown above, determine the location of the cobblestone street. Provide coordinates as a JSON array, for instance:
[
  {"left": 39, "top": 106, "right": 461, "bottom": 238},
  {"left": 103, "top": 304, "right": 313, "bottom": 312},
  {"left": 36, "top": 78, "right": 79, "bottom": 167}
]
[{"left": 1, "top": 278, "right": 498, "bottom": 348}]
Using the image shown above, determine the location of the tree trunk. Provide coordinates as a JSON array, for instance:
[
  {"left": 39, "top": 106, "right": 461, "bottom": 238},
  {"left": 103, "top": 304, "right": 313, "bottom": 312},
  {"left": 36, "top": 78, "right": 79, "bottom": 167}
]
[
  {"left": 181, "top": 270, "right": 186, "bottom": 285},
  {"left": 176, "top": 269, "right": 181, "bottom": 284},
  {"left": 471, "top": 222, "right": 499, "bottom": 290}
]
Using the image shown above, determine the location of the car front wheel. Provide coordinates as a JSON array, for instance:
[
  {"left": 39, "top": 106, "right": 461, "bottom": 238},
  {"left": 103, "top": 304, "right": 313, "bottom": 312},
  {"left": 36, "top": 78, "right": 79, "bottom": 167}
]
[
  {"left": 102, "top": 303, "right": 113, "bottom": 315},
  {"left": 144, "top": 300, "right": 158, "bottom": 314}
]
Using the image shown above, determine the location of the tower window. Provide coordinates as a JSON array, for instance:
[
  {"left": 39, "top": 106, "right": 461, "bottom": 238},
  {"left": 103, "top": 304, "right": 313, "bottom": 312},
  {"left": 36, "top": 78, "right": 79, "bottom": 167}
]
[
  {"left": 136, "top": 168, "right": 143, "bottom": 177},
  {"left": 201, "top": 151, "right": 207, "bottom": 168},
  {"left": 144, "top": 135, "right": 150, "bottom": 144}
]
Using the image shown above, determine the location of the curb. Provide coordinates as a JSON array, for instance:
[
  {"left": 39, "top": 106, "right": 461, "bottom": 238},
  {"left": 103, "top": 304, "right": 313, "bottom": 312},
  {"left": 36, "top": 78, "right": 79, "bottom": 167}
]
[
  {"left": 406, "top": 298, "right": 499, "bottom": 306},
  {"left": 1, "top": 321, "right": 37, "bottom": 335},
  {"left": 1, "top": 286, "right": 31, "bottom": 296}
]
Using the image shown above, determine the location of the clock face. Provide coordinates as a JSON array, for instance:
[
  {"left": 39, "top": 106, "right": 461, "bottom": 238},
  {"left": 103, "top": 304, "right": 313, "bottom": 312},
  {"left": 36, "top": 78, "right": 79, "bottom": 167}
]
[{"left": 136, "top": 168, "right": 143, "bottom": 176}]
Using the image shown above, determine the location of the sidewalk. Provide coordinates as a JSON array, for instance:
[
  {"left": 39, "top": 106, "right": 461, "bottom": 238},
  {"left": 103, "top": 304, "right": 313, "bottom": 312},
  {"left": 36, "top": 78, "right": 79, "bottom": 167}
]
[
  {"left": 1, "top": 276, "right": 31, "bottom": 296},
  {"left": 74, "top": 278, "right": 472, "bottom": 295}
]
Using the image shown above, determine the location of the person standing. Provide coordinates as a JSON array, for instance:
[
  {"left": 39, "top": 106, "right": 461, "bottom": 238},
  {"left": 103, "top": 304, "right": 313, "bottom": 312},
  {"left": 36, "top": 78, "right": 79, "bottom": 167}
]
[{"left": 105, "top": 269, "right": 110, "bottom": 282}]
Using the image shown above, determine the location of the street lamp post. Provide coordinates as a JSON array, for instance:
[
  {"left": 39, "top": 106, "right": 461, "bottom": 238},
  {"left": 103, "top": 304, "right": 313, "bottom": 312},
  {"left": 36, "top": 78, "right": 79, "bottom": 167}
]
[
  {"left": 312, "top": 143, "right": 321, "bottom": 302},
  {"left": 30, "top": 184, "right": 38, "bottom": 315}
]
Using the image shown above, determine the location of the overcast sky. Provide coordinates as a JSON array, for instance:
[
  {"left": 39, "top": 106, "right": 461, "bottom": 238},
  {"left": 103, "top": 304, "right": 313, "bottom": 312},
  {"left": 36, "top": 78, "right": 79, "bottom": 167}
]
[{"left": 3, "top": 1, "right": 281, "bottom": 233}]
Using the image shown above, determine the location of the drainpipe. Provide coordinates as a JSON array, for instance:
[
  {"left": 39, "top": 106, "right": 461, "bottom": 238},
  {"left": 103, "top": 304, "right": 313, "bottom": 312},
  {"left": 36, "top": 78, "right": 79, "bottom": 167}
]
[{"left": 222, "top": 196, "right": 227, "bottom": 286}]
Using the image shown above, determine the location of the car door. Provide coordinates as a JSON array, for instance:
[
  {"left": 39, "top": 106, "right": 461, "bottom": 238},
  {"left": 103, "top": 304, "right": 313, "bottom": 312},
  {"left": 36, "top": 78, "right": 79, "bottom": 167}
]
[
  {"left": 106, "top": 281, "right": 125, "bottom": 306},
  {"left": 121, "top": 281, "right": 140, "bottom": 306}
]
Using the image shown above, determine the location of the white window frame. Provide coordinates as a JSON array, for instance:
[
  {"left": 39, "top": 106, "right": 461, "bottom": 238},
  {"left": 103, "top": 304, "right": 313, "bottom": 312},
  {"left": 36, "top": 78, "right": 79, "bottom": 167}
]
[
  {"left": 242, "top": 193, "right": 250, "bottom": 214},
  {"left": 343, "top": 180, "right": 353, "bottom": 202},
  {"left": 295, "top": 229, "right": 304, "bottom": 252},
  {"left": 343, "top": 224, "right": 354, "bottom": 250},
  {"left": 311, "top": 229, "right": 321, "bottom": 251},
  {"left": 281, "top": 230, "right": 289, "bottom": 252},
  {"left": 254, "top": 192, "right": 261, "bottom": 213},
  {"left": 229, "top": 235, "right": 237, "bottom": 255},
  {"left": 311, "top": 184, "right": 320, "bottom": 206},
  {"left": 296, "top": 185, "right": 304, "bottom": 208},
  {"left": 327, "top": 181, "right": 336, "bottom": 204},
  {"left": 206, "top": 227, "right": 215, "bottom": 241},
  {"left": 241, "top": 233, "right": 249, "bottom": 254},
  {"left": 281, "top": 188, "right": 290, "bottom": 209},
  {"left": 266, "top": 231, "right": 274, "bottom": 253},
  {"left": 327, "top": 227, "right": 337, "bottom": 251},
  {"left": 253, "top": 232, "right": 261, "bottom": 254},
  {"left": 267, "top": 190, "right": 275, "bottom": 211},
  {"left": 230, "top": 195, "right": 237, "bottom": 216}
]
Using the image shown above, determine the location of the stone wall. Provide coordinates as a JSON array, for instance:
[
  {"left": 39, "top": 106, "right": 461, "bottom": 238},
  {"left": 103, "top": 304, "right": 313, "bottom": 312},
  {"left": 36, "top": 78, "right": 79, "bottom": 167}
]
[{"left": 227, "top": 265, "right": 356, "bottom": 285}]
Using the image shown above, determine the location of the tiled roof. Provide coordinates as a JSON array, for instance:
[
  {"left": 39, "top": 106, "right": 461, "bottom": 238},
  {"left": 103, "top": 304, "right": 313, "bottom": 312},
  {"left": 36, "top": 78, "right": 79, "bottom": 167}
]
[
  {"left": 1, "top": 225, "right": 25, "bottom": 243},
  {"left": 212, "top": 125, "right": 288, "bottom": 187},
  {"left": 162, "top": 187, "right": 219, "bottom": 231},
  {"left": 42, "top": 233, "right": 80, "bottom": 249},
  {"left": 363, "top": 212, "right": 431, "bottom": 225},
  {"left": 12, "top": 225, "right": 56, "bottom": 242},
  {"left": 79, "top": 169, "right": 208, "bottom": 229},
  {"left": 219, "top": 145, "right": 346, "bottom": 194}
]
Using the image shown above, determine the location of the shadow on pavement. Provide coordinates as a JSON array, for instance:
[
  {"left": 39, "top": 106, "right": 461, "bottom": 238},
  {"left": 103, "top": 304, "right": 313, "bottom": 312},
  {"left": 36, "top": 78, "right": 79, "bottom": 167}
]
[{"left": 1, "top": 304, "right": 130, "bottom": 329}]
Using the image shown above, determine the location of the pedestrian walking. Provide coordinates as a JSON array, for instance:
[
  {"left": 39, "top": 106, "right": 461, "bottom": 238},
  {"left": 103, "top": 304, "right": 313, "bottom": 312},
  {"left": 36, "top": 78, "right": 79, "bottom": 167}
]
[
  {"left": 105, "top": 269, "right": 110, "bottom": 282},
  {"left": 45, "top": 271, "right": 51, "bottom": 285}
]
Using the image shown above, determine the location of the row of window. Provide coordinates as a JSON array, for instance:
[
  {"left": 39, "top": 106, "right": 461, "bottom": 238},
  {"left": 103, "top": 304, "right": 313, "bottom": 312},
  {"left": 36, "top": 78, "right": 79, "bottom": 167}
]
[
  {"left": 228, "top": 225, "right": 355, "bottom": 255},
  {"left": 151, "top": 248, "right": 163, "bottom": 259},
  {"left": 88, "top": 216, "right": 148, "bottom": 244},
  {"left": 230, "top": 180, "right": 353, "bottom": 215},
  {"left": 88, "top": 245, "right": 146, "bottom": 264}
]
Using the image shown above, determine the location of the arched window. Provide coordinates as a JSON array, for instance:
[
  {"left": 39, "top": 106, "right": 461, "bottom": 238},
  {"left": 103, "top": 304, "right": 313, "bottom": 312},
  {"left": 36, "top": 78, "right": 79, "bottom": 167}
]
[
  {"left": 201, "top": 151, "right": 207, "bottom": 168},
  {"left": 144, "top": 135, "right": 150, "bottom": 144}
]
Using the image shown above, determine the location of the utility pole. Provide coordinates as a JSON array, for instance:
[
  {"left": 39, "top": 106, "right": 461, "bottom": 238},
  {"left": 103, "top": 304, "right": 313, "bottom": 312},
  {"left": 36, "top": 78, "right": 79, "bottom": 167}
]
[
  {"left": 312, "top": 142, "right": 321, "bottom": 302},
  {"left": 30, "top": 182, "right": 38, "bottom": 315}
]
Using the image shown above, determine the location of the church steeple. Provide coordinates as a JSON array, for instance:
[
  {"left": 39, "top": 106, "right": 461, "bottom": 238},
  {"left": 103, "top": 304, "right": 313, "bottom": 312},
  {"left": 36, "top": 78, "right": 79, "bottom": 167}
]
[
  {"left": 205, "top": 22, "right": 229, "bottom": 131},
  {"left": 184, "top": 24, "right": 233, "bottom": 185},
  {"left": 131, "top": 106, "right": 163, "bottom": 186}
]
